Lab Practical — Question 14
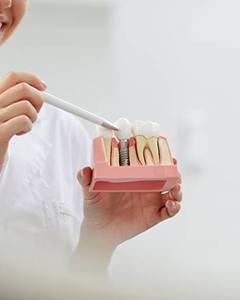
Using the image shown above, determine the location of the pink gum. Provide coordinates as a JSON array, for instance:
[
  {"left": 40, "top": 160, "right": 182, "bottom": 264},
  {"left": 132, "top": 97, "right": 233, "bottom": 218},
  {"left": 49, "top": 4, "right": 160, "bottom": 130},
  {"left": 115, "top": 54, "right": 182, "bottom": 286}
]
[{"left": 89, "top": 137, "right": 179, "bottom": 192}]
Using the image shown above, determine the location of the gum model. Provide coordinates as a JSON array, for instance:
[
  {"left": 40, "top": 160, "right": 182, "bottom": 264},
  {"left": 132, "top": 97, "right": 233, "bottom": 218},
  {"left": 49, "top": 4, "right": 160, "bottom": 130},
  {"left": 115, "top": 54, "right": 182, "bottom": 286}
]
[{"left": 90, "top": 118, "right": 180, "bottom": 192}]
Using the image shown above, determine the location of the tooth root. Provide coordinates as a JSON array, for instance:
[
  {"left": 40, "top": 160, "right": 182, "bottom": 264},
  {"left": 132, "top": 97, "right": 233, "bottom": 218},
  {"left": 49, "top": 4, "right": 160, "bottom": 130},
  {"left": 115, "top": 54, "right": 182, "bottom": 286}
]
[
  {"left": 100, "top": 138, "right": 108, "bottom": 163},
  {"left": 112, "top": 148, "right": 120, "bottom": 166},
  {"left": 158, "top": 137, "right": 174, "bottom": 165},
  {"left": 147, "top": 137, "right": 160, "bottom": 165},
  {"left": 129, "top": 146, "right": 141, "bottom": 166},
  {"left": 103, "top": 138, "right": 112, "bottom": 165},
  {"left": 111, "top": 138, "right": 120, "bottom": 166},
  {"left": 129, "top": 137, "right": 141, "bottom": 166},
  {"left": 144, "top": 148, "right": 154, "bottom": 166},
  {"left": 135, "top": 135, "right": 147, "bottom": 165}
]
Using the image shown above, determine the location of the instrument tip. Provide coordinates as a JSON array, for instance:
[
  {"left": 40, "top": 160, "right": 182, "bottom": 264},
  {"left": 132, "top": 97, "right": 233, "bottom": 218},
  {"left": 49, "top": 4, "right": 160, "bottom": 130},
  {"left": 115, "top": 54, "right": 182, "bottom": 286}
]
[{"left": 102, "top": 121, "right": 119, "bottom": 131}]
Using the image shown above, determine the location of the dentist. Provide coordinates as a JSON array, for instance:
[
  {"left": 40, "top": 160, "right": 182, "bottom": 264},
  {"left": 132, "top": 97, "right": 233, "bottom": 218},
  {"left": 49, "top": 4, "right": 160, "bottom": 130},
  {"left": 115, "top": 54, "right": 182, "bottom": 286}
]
[{"left": 0, "top": 0, "right": 182, "bottom": 272}]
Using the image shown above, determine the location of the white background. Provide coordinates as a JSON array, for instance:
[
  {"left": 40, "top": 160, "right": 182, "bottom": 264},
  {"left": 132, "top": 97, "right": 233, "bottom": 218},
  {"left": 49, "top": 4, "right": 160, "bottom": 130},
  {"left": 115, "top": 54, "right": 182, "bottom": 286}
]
[{"left": 1, "top": 0, "right": 240, "bottom": 298}]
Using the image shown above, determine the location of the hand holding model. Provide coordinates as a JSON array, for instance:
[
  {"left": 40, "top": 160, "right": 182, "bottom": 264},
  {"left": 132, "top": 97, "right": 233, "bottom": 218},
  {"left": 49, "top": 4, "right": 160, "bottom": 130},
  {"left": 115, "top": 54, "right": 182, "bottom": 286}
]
[
  {"left": 76, "top": 119, "right": 182, "bottom": 271},
  {"left": 0, "top": 72, "right": 47, "bottom": 169}
]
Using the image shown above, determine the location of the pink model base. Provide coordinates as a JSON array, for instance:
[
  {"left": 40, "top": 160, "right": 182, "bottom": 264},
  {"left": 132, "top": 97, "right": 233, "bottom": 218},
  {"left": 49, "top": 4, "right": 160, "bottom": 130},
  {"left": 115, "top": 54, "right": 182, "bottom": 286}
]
[{"left": 89, "top": 137, "right": 180, "bottom": 193}]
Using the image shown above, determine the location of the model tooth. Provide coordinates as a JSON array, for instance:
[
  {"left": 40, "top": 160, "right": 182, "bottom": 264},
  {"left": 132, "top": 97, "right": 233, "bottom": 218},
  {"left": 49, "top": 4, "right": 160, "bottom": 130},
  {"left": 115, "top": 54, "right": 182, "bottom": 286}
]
[
  {"left": 129, "top": 137, "right": 141, "bottom": 166},
  {"left": 132, "top": 121, "right": 147, "bottom": 165},
  {"left": 97, "top": 126, "right": 113, "bottom": 165},
  {"left": 149, "top": 121, "right": 161, "bottom": 137},
  {"left": 111, "top": 138, "right": 120, "bottom": 166},
  {"left": 135, "top": 136, "right": 147, "bottom": 165},
  {"left": 148, "top": 137, "right": 160, "bottom": 164},
  {"left": 103, "top": 139, "right": 112, "bottom": 165},
  {"left": 148, "top": 125, "right": 160, "bottom": 164},
  {"left": 159, "top": 137, "right": 174, "bottom": 165},
  {"left": 145, "top": 122, "right": 160, "bottom": 165},
  {"left": 132, "top": 120, "right": 147, "bottom": 137},
  {"left": 144, "top": 148, "right": 154, "bottom": 165},
  {"left": 114, "top": 118, "right": 132, "bottom": 140}
]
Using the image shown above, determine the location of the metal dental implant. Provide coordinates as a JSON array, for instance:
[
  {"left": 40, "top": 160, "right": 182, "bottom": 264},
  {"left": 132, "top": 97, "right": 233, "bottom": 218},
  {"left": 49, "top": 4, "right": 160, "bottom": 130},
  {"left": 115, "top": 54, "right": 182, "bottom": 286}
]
[
  {"left": 119, "top": 139, "right": 129, "bottom": 166},
  {"left": 114, "top": 118, "right": 133, "bottom": 166}
]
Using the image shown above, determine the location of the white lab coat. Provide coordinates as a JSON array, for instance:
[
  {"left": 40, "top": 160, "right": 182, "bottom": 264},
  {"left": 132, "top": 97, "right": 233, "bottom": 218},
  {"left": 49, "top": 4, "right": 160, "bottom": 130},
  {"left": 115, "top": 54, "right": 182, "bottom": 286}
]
[{"left": 0, "top": 103, "right": 92, "bottom": 258}]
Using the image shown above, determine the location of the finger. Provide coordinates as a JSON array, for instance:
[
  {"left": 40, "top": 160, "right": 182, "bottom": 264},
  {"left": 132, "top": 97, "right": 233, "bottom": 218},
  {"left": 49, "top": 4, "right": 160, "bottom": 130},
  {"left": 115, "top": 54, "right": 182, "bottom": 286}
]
[
  {"left": 165, "top": 200, "right": 181, "bottom": 217},
  {"left": 158, "top": 200, "right": 181, "bottom": 222},
  {"left": 77, "top": 167, "right": 100, "bottom": 202},
  {"left": 171, "top": 185, "right": 182, "bottom": 202},
  {"left": 0, "top": 100, "right": 38, "bottom": 123},
  {"left": 77, "top": 167, "right": 92, "bottom": 187},
  {"left": 162, "top": 191, "right": 182, "bottom": 203},
  {"left": 178, "top": 173, "right": 182, "bottom": 184},
  {"left": 0, "top": 115, "right": 32, "bottom": 143},
  {"left": 0, "top": 71, "right": 47, "bottom": 94},
  {"left": 177, "top": 191, "right": 183, "bottom": 202},
  {"left": 173, "top": 159, "right": 182, "bottom": 184},
  {"left": 0, "top": 83, "right": 44, "bottom": 112},
  {"left": 161, "top": 184, "right": 181, "bottom": 202}
]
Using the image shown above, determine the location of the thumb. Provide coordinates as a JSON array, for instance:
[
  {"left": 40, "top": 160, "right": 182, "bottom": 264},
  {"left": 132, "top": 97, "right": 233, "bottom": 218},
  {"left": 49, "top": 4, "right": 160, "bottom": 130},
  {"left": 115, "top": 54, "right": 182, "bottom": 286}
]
[
  {"left": 77, "top": 167, "right": 92, "bottom": 187},
  {"left": 77, "top": 167, "right": 98, "bottom": 201}
]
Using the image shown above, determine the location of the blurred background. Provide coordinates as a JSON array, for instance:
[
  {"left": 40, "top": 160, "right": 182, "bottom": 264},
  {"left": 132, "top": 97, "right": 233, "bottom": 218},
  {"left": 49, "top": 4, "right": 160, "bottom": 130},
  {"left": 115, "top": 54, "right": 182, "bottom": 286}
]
[{"left": 1, "top": 0, "right": 240, "bottom": 298}]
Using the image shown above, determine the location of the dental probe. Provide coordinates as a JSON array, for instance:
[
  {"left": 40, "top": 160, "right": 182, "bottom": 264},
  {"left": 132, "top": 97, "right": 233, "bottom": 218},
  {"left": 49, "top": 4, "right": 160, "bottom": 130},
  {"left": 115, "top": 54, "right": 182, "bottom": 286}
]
[{"left": 44, "top": 92, "right": 119, "bottom": 131}]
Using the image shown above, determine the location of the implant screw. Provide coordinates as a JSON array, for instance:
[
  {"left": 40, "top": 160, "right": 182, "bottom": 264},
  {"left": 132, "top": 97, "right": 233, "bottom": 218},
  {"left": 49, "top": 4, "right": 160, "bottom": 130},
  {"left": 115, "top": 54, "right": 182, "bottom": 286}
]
[{"left": 119, "top": 139, "right": 129, "bottom": 166}]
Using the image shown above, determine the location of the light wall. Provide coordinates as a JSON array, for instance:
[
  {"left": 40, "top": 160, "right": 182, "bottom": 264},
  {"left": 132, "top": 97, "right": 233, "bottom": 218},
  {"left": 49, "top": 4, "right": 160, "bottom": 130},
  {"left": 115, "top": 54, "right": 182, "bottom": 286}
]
[
  {"left": 1, "top": 0, "right": 240, "bottom": 298},
  {"left": 111, "top": 1, "right": 240, "bottom": 298}
]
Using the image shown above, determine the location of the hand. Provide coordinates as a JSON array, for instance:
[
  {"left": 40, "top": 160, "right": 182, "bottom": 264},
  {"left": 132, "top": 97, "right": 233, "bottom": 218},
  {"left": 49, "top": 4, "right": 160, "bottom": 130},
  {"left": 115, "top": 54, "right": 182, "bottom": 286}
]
[
  {"left": 0, "top": 72, "right": 46, "bottom": 168},
  {"left": 77, "top": 166, "right": 182, "bottom": 253}
]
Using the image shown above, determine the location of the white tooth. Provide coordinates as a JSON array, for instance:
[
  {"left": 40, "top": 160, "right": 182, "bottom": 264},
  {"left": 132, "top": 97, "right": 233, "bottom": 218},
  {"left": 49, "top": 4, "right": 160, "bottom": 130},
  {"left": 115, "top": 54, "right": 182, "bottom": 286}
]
[
  {"left": 96, "top": 126, "right": 113, "bottom": 165},
  {"left": 114, "top": 118, "right": 132, "bottom": 140},
  {"left": 149, "top": 122, "right": 161, "bottom": 137},
  {"left": 132, "top": 121, "right": 147, "bottom": 165},
  {"left": 133, "top": 121, "right": 161, "bottom": 165},
  {"left": 132, "top": 120, "right": 147, "bottom": 137},
  {"left": 0, "top": 23, "right": 2, "bottom": 30},
  {"left": 138, "top": 121, "right": 160, "bottom": 138},
  {"left": 147, "top": 122, "right": 161, "bottom": 165},
  {"left": 97, "top": 125, "right": 113, "bottom": 139},
  {"left": 159, "top": 137, "right": 174, "bottom": 165}
]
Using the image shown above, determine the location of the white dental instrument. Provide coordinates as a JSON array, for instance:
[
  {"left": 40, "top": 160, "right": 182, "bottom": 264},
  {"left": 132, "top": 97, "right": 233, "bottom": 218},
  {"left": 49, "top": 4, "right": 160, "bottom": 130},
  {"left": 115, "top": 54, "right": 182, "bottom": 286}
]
[{"left": 44, "top": 92, "right": 119, "bottom": 131}]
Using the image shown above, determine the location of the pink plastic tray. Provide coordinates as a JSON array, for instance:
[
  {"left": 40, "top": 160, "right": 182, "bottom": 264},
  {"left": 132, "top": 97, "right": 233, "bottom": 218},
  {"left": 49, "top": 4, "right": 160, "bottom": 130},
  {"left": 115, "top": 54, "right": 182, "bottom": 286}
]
[{"left": 90, "top": 137, "right": 180, "bottom": 193}]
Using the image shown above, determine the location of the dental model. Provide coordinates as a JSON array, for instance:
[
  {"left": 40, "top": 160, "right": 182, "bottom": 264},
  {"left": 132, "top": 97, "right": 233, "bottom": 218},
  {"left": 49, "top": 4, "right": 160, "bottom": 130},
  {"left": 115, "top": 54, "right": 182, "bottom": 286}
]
[{"left": 90, "top": 119, "right": 179, "bottom": 192}]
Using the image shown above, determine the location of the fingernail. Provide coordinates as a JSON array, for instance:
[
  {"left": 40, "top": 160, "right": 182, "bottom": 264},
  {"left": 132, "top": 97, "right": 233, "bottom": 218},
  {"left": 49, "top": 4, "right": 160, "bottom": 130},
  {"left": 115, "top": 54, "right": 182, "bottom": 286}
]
[
  {"left": 178, "top": 174, "right": 182, "bottom": 184},
  {"left": 168, "top": 192, "right": 174, "bottom": 201},
  {"left": 178, "top": 192, "right": 183, "bottom": 202},
  {"left": 176, "top": 185, "right": 181, "bottom": 192},
  {"left": 40, "top": 80, "right": 47, "bottom": 89},
  {"left": 80, "top": 169, "right": 84, "bottom": 177},
  {"left": 2, "top": 0, "right": 12, "bottom": 8},
  {"left": 170, "top": 201, "right": 177, "bottom": 209}
]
